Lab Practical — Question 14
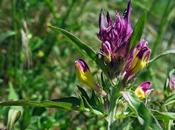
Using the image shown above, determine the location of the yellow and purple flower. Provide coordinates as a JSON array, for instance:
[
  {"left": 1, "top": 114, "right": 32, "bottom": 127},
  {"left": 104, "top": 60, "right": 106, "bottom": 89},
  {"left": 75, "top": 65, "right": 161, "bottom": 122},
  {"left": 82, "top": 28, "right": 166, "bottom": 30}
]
[
  {"left": 135, "top": 81, "right": 152, "bottom": 99},
  {"left": 124, "top": 39, "right": 151, "bottom": 81},
  {"left": 75, "top": 59, "right": 95, "bottom": 89},
  {"left": 75, "top": 59, "right": 107, "bottom": 96}
]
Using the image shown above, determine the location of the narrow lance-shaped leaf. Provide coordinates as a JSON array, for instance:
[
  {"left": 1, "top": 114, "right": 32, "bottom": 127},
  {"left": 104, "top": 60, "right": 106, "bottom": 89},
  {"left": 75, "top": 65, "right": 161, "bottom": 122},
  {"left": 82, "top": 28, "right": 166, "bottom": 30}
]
[
  {"left": 151, "top": 0, "right": 172, "bottom": 56},
  {"left": 152, "top": 110, "right": 175, "bottom": 120},
  {"left": 163, "top": 93, "right": 175, "bottom": 106},
  {"left": 129, "top": 12, "right": 147, "bottom": 50},
  {"left": 48, "top": 25, "right": 96, "bottom": 60},
  {"left": 0, "top": 97, "right": 80, "bottom": 110},
  {"left": 0, "top": 31, "right": 16, "bottom": 43}
]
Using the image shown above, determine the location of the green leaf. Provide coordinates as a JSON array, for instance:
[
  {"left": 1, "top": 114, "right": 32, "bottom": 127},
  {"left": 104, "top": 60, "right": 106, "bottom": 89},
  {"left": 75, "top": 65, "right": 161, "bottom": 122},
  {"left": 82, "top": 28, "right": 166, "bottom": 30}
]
[
  {"left": 82, "top": 96, "right": 103, "bottom": 116},
  {"left": 0, "top": 97, "right": 80, "bottom": 110},
  {"left": 48, "top": 25, "right": 96, "bottom": 60},
  {"left": 77, "top": 86, "right": 90, "bottom": 103},
  {"left": 152, "top": 110, "right": 175, "bottom": 120},
  {"left": 149, "top": 50, "right": 175, "bottom": 64},
  {"left": 129, "top": 12, "right": 147, "bottom": 50},
  {"left": 8, "top": 82, "right": 18, "bottom": 100},
  {"left": 163, "top": 94, "right": 175, "bottom": 106},
  {"left": 0, "top": 31, "right": 16, "bottom": 44},
  {"left": 122, "top": 92, "right": 163, "bottom": 130},
  {"left": 151, "top": 0, "right": 173, "bottom": 56}
]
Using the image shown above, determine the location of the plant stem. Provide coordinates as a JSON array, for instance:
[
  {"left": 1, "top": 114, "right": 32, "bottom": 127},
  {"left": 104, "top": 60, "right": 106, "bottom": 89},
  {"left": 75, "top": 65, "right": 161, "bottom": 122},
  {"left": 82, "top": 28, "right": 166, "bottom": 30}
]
[{"left": 108, "top": 107, "right": 115, "bottom": 130}]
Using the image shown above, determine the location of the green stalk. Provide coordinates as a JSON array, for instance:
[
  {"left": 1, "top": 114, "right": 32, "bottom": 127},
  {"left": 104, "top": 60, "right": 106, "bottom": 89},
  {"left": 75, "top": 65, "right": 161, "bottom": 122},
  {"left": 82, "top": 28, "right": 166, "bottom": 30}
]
[
  {"left": 108, "top": 105, "right": 116, "bottom": 130},
  {"left": 107, "top": 80, "right": 121, "bottom": 130}
]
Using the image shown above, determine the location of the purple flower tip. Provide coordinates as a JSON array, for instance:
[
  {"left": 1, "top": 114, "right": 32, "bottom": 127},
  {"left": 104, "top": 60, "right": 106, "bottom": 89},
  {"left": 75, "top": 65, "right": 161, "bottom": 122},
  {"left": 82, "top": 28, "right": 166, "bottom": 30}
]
[
  {"left": 169, "top": 75, "right": 175, "bottom": 90},
  {"left": 75, "top": 59, "right": 89, "bottom": 72},
  {"left": 98, "top": 0, "right": 133, "bottom": 63},
  {"left": 140, "top": 81, "right": 152, "bottom": 94}
]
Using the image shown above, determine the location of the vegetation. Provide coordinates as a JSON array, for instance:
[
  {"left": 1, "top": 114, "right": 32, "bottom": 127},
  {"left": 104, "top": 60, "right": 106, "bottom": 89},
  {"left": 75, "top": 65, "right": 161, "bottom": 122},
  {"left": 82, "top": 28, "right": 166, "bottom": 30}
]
[{"left": 0, "top": 0, "right": 175, "bottom": 129}]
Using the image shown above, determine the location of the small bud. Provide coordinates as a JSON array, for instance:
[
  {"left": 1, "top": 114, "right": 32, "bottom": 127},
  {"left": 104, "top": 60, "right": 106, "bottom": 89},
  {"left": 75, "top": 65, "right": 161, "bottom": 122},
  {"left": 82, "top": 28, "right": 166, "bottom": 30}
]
[
  {"left": 75, "top": 59, "right": 107, "bottom": 96},
  {"left": 135, "top": 81, "right": 152, "bottom": 99},
  {"left": 100, "top": 41, "right": 112, "bottom": 62},
  {"left": 75, "top": 59, "right": 96, "bottom": 89}
]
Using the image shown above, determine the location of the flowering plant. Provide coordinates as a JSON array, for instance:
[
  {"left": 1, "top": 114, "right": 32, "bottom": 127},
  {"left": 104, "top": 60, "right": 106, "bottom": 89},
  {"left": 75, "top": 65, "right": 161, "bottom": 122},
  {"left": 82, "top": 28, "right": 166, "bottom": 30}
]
[{"left": 1, "top": 0, "right": 175, "bottom": 130}]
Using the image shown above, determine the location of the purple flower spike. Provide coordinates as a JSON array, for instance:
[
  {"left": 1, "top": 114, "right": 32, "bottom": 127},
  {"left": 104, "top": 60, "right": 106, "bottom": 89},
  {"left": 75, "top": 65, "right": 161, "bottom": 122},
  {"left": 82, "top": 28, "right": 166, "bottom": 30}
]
[
  {"left": 97, "top": 0, "right": 133, "bottom": 78},
  {"left": 169, "top": 75, "right": 175, "bottom": 90},
  {"left": 98, "top": 0, "right": 132, "bottom": 59},
  {"left": 124, "top": 39, "right": 151, "bottom": 81}
]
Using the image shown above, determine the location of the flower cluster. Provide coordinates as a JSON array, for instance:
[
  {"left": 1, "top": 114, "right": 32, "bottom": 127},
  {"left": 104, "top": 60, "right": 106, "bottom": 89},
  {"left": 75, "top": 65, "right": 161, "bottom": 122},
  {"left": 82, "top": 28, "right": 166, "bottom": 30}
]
[
  {"left": 75, "top": 0, "right": 152, "bottom": 98},
  {"left": 97, "top": 1, "right": 133, "bottom": 78}
]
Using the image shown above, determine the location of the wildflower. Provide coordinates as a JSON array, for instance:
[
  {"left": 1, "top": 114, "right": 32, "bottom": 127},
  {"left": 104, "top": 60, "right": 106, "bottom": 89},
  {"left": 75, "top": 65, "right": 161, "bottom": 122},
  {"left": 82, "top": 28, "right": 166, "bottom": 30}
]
[
  {"left": 75, "top": 59, "right": 95, "bottom": 89},
  {"left": 75, "top": 59, "right": 107, "bottom": 96},
  {"left": 98, "top": 0, "right": 133, "bottom": 63},
  {"left": 124, "top": 39, "right": 151, "bottom": 81},
  {"left": 169, "top": 75, "right": 175, "bottom": 90},
  {"left": 135, "top": 81, "right": 152, "bottom": 99}
]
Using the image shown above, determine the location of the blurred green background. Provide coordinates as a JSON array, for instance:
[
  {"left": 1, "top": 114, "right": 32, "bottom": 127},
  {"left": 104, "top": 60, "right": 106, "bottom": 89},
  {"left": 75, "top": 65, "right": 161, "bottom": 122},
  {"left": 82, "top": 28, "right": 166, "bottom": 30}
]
[{"left": 0, "top": 0, "right": 175, "bottom": 129}]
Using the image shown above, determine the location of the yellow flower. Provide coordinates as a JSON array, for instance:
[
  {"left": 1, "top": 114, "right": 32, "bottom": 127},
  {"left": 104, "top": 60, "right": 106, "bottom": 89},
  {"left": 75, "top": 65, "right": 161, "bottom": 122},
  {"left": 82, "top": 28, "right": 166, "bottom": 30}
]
[{"left": 135, "top": 87, "right": 145, "bottom": 99}]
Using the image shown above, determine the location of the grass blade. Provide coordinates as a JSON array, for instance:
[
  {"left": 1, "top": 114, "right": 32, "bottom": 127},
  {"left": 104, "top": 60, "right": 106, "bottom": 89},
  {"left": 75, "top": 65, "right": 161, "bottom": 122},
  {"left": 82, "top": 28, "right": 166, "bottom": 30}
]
[
  {"left": 0, "top": 97, "right": 80, "bottom": 110},
  {"left": 129, "top": 12, "right": 147, "bottom": 50}
]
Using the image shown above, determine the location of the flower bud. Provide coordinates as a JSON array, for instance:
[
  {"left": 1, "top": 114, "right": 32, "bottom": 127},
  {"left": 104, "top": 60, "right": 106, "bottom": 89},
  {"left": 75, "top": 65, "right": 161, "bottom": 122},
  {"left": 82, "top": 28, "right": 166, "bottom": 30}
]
[
  {"left": 169, "top": 75, "right": 175, "bottom": 90},
  {"left": 100, "top": 41, "right": 112, "bottom": 62},
  {"left": 75, "top": 59, "right": 96, "bottom": 89},
  {"left": 124, "top": 39, "right": 151, "bottom": 81},
  {"left": 75, "top": 59, "right": 107, "bottom": 96},
  {"left": 135, "top": 81, "right": 152, "bottom": 99}
]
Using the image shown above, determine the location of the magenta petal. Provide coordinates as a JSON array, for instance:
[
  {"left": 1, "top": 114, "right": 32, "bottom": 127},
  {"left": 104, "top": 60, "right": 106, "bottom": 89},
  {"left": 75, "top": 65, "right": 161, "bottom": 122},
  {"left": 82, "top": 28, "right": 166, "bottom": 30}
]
[
  {"left": 101, "top": 41, "right": 112, "bottom": 55},
  {"left": 140, "top": 81, "right": 152, "bottom": 94},
  {"left": 75, "top": 59, "right": 89, "bottom": 72},
  {"left": 169, "top": 75, "right": 175, "bottom": 90}
]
